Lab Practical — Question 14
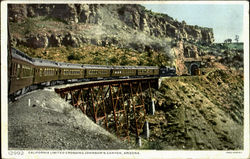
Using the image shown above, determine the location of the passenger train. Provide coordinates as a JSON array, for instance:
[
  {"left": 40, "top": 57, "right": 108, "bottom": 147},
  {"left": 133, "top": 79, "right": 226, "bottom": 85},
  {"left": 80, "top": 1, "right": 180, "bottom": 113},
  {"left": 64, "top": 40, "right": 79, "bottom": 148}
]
[{"left": 8, "top": 48, "right": 176, "bottom": 97}]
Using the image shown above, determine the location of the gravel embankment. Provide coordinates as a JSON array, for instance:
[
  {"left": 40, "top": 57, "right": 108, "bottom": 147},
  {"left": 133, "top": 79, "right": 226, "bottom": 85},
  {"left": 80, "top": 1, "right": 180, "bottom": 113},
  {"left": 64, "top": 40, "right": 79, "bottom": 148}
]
[{"left": 8, "top": 88, "right": 131, "bottom": 150}]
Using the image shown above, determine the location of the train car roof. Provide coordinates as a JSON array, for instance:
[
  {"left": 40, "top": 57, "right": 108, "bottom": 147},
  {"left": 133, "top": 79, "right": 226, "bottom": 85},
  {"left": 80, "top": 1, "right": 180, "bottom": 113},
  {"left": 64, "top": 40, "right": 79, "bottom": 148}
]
[
  {"left": 11, "top": 48, "right": 34, "bottom": 64},
  {"left": 83, "top": 64, "right": 111, "bottom": 69},
  {"left": 33, "top": 58, "right": 60, "bottom": 67},
  {"left": 58, "top": 62, "right": 83, "bottom": 69},
  {"left": 110, "top": 65, "right": 159, "bottom": 69},
  {"left": 112, "top": 66, "right": 137, "bottom": 69},
  {"left": 135, "top": 66, "right": 159, "bottom": 69}
]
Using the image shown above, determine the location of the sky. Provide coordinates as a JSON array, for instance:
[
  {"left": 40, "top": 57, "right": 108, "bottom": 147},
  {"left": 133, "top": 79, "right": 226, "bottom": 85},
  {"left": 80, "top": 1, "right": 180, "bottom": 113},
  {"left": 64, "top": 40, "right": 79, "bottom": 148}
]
[{"left": 142, "top": 3, "right": 245, "bottom": 43}]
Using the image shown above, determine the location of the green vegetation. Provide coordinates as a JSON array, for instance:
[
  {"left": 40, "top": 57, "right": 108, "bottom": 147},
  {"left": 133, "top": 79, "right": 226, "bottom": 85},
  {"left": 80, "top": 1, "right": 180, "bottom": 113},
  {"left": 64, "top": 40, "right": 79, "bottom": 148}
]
[
  {"left": 16, "top": 44, "right": 174, "bottom": 67},
  {"left": 222, "top": 42, "right": 244, "bottom": 51}
]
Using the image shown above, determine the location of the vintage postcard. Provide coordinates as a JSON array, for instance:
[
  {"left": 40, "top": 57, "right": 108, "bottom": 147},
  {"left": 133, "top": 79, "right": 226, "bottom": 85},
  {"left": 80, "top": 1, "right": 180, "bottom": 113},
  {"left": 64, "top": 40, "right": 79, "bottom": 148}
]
[{"left": 1, "top": 0, "right": 249, "bottom": 159}]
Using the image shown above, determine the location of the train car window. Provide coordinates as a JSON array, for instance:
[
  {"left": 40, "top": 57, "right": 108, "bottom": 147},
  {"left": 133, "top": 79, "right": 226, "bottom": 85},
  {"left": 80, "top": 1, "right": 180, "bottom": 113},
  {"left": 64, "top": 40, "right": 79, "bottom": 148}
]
[
  {"left": 17, "top": 64, "right": 21, "bottom": 78},
  {"left": 23, "top": 65, "right": 27, "bottom": 76},
  {"left": 22, "top": 65, "right": 25, "bottom": 77},
  {"left": 40, "top": 68, "right": 43, "bottom": 76}
]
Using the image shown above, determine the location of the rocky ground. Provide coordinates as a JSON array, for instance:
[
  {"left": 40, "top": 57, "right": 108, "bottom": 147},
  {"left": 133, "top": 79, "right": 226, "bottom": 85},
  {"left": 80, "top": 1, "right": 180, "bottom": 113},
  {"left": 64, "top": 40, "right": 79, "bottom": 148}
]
[
  {"left": 142, "top": 68, "right": 244, "bottom": 150},
  {"left": 8, "top": 88, "right": 132, "bottom": 150}
]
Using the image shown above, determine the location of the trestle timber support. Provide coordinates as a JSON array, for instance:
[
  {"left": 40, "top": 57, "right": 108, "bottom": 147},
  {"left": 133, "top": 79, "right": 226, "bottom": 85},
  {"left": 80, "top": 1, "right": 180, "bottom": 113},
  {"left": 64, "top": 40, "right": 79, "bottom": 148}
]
[{"left": 54, "top": 78, "right": 158, "bottom": 143}]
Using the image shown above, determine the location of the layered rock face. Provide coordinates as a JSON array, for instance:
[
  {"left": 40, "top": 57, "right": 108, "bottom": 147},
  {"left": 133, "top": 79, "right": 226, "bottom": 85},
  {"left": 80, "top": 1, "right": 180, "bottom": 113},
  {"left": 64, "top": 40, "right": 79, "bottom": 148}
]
[
  {"left": 8, "top": 4, "right": 214, "bottom": 49},
  {"left": 117, "top": 5, "right": 214, "bottom": 44}
]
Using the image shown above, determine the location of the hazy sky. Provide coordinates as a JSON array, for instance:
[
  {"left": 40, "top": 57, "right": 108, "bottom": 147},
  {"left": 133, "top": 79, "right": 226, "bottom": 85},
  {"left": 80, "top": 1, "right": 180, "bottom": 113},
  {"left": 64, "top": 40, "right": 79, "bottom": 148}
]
[{"left": 142, "top": 4, "right": 245, "bottom": 43}]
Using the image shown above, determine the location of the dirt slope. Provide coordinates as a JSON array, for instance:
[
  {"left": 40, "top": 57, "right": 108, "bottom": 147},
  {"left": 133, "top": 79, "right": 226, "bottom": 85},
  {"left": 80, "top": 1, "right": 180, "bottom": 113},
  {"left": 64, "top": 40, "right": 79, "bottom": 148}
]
[{"left": 144, "top": 69, "right": 244, "bottom": 150}]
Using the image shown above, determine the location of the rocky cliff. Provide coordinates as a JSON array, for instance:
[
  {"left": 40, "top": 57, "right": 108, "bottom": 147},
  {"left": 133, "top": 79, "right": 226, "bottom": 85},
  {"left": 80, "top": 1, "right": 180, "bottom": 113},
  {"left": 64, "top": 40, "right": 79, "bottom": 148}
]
[{"left": 9, "top": 4, "right": 214, "bottom": 50}]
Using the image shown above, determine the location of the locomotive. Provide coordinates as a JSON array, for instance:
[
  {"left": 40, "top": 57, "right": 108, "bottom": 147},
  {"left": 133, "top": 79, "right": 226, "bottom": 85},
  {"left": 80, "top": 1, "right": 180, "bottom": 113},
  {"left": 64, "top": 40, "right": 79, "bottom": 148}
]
[{"left": 8, "top": 48, "right": 176, "bottom": 97}]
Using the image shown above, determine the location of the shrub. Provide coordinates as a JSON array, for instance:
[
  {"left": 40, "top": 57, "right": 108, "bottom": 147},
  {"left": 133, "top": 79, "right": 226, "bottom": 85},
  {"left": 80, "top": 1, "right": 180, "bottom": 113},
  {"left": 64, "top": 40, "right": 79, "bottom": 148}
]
[
  {"left": 67, "top": 53, "right": 80, "bottom": 61},
  {"left": 109, "top": 56, "right": 118, "bottom": 64}
]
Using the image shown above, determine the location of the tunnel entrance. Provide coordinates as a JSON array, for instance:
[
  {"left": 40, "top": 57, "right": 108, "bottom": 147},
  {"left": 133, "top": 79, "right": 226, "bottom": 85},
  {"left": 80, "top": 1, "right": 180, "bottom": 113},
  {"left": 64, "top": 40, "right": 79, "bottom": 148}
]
[{"left": 190, "top": 64, "right": 199, "bottom": 75}]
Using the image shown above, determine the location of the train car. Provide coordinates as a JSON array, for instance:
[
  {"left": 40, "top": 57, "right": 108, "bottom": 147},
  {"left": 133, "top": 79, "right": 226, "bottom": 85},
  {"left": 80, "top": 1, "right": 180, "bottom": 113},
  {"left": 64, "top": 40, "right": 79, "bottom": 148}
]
[
  {"left": 33, "top": 58, "right": 60, "bottom": 85},
  {"left": 9, "top": 48, "right": 35, "bottom": 95},
  {"left": 137, "top": 66, "right": 157, "bottom": 76},
  {"left": 84, "top": 65, "right": 111, "bottom": 79},
  {"left": 111, "top": 66, "right": 137, "bottom": 78},
  {"left": 152, "top": 66, "right": 159, "bottom": 76},
  {"left": 58, "top": 62, "right": 84, "bottom": 81}
]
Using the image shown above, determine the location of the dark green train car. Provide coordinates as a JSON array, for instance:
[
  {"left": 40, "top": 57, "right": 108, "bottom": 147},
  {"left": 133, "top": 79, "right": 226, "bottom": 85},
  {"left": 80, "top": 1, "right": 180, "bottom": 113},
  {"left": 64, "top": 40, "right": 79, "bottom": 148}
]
[
  {"left": 84, "top": 65, "right": 111, "bottom": 78},
  {"left": 33, "top": 58, "right": 59, "bottom": 84},
  {"left": 137, "top": 66, "right": 156, "bottom": 76},
  {"left": 111, "top": 66, "right": 137, "bottom": 77},
  {"left": 58, "top": 63, "right": 84, "bottom": 81},
  {"left": 9, "top": 49, "right": 34, "bottom": 94},
  {"left": 153, "top": 67, "right": 159, "bottom": 76}
]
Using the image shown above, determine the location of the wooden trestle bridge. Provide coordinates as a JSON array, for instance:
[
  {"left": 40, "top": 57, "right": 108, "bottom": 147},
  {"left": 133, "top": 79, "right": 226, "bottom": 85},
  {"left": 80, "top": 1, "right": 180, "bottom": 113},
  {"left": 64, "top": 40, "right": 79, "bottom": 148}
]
[{"left": 54, "top": 77, "right": 159, "bottom": 144}]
